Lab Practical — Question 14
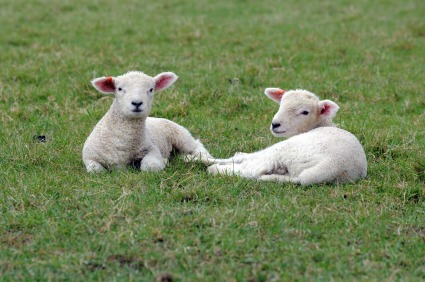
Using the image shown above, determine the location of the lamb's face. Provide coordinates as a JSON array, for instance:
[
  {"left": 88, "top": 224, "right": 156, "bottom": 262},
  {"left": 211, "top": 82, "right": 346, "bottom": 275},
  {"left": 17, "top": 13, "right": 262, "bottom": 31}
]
[
  {"left": 91, "top": 71, "right": 178, "bottom": 119},
  {"left": 114, "top": 72, "right": 156, "bottom": 118},
  {"left": 264, "top": 88, "right": 339, "bottom": 138}
]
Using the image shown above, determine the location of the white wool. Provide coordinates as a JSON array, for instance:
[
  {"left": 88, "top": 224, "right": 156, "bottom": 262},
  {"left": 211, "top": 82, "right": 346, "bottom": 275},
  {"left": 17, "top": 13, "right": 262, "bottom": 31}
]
[
  {"left": 207, "top": 88, "right": 367, "bottom": 185},
  {"left": 82, "top": 71, "right": 212, "bottom": 172}
]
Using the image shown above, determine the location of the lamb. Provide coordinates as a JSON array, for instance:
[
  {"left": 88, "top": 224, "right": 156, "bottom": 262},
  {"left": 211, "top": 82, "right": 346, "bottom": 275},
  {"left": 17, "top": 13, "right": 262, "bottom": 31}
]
[
  {"left": 207, "top": 88, "right": 367, "bottom": 185},
  {"left": 82, "top": 71, "right": 212, "bottom": 172}
]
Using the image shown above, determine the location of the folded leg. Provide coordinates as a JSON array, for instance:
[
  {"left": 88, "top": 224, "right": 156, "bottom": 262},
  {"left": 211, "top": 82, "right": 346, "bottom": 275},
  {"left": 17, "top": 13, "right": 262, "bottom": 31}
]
[{"left": 259, "top": 174, "right": 298, "bottom": 183}]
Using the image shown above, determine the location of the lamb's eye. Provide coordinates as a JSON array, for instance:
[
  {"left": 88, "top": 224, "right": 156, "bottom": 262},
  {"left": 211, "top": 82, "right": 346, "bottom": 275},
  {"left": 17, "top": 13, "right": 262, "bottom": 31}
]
[
  {"left": 118, "top": 87, "right": 123, "bottom": 91},
  {"left": 301, "top": 111, "right": 309, "bottom": 115},
  {"left": 149, "top": 88, "right": 153, "bottom": 92}
]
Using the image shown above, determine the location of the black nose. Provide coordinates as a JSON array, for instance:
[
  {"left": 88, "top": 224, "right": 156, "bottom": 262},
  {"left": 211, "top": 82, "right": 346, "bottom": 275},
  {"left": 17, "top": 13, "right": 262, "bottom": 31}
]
[
  {"left": 131, "top": 101, "right": 143, "bottom": 108},
  {"left": 272, "top": 123, "right": 281, "bottom": 129}
]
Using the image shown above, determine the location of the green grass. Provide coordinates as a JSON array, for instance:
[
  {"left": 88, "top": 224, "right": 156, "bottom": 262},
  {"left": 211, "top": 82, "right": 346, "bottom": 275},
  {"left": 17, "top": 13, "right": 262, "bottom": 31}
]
[{"left": 0, "top": 0, "right": 424, "bottom": 280}]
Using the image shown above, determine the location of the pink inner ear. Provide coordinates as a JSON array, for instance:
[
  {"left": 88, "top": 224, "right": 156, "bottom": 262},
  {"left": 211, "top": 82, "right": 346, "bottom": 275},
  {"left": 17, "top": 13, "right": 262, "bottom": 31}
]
[
  {"left": 155, "top": 75, "right": 175, "bottom": 91},
  {"left": 269, "top": 89, "right": 285, "bottom": 101},
  {"left": 321, "top": 103, "right": 331, "bottom": 115},
  {"left": 95, "top": 76, "right": 115, "bottom": 93}
]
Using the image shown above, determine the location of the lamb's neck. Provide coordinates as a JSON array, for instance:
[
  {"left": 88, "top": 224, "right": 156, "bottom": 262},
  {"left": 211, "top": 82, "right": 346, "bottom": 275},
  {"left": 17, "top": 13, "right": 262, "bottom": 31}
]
[
  {"left": 106, "top": 105, "right": 147, "bottom": 137},
  {"left": 315, "top": 119, "right": 336, "bottom": 129}
]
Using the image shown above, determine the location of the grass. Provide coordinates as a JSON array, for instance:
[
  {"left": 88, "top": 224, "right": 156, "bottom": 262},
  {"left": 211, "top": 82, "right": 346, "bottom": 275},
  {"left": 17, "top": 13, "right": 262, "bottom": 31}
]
[{"left": 0, "top": 0, "right": 424, "bottom": 280}]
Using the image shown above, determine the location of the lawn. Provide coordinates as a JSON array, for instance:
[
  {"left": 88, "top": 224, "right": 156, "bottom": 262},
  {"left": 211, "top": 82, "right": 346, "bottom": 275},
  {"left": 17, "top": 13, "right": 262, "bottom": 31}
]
[{"left": 0, "top": 0, "right": 424, "bottom": 281}]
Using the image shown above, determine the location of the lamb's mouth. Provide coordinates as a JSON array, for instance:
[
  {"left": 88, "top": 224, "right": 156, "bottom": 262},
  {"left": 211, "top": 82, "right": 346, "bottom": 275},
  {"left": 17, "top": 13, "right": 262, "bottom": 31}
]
[
  {"left": 273, "top": 129, "right": 286, "bottom": 134},
  {"left": 132, "top": 109, "right": 143, "bottom": 113}
]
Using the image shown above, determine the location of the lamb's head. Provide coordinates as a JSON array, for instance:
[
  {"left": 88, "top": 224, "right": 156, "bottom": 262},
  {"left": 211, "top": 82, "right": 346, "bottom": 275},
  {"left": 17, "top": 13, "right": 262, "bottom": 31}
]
[
  {"left": 91, "top": 71, "right": 178, "bottom": 118},
  {"left": 264, "top": 88, "right": 339, "bottom": 138}
]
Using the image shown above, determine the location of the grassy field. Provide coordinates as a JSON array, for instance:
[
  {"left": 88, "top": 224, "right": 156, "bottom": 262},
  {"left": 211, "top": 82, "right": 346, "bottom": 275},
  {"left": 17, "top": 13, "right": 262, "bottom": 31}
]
[{"left": 0, "top": 0, "right": 424, "bottom": 280}]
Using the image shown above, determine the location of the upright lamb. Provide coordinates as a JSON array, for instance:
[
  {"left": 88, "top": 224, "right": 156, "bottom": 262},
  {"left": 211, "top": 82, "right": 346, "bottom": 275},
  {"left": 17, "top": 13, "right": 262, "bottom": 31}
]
[
  {"left": 83, "top": 71, "right": 212, "bottom": 172},
  {"left": 207, "top": 88, "right": 367, "bottom": 185}
]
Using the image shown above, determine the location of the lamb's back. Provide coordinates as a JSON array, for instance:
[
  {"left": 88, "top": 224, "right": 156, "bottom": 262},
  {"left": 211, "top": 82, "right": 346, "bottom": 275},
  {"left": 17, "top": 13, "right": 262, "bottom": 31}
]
[{"left": 280, "top": 126, "right": 367, "bottom": 179}]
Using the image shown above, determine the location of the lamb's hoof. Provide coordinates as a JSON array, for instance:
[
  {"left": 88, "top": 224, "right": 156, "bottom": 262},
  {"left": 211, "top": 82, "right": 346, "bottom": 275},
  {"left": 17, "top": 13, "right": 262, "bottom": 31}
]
[
  {"left": 86, "top": 162, "right": 107, "bottom": 173},
  {"left": 183, "top": 152, "right": 213, "bottom": 164},
  {"left": 207, "top": 164, "right": 220, "bottom": 175},
  {"left": 182, "top": 154, "right": 197, "bottom": 162},
  {"left": 141, "top": 161, "right": 165, "bottom": 171},
  {"left": 207, "top": 164, "right": 235, "bottom": 175}
]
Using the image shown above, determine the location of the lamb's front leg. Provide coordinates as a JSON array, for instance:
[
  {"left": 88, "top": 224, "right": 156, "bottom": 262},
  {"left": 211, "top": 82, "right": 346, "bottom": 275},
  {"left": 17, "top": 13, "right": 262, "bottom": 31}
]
[
  {"left": 209, "top": 151, "right": 260, "bottom": 165},
  {"left": 208, "top": 158, "right": 275, "bottom": 179},
  {"left": 207, "top": 163, "right": 241, "bottom": 176},
  {"left": 84, "top": 160, "right": 107, "bottom": 173},
  {"left": 208, "top": 146, "right": 284, "bottom": 179},
  {"left": 140, "top": 147, "right": 166, "bottom": 171},
  {"left": 259, "top": 174, "right": 297, "bottom": 183}
]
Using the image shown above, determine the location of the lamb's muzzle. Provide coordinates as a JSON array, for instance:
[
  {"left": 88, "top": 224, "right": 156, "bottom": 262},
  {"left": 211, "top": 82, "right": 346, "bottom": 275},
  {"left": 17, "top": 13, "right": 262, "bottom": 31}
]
[
  {"left": 271, "top": 122, "right": 281, "bottom": 129},
  {"left": 131, "top": 101, "right": 143, "bottom": 112},
  {"left": 131, "top": 101, "right": 143, "bottom": 107}
]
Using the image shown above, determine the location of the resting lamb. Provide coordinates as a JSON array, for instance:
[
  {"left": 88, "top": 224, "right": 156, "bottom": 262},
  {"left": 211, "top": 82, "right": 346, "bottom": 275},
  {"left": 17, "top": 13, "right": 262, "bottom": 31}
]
[
  {"left": 207, "top": 88, "right": 367, "bottom": 185},
  {"left": 83, "top": 71, "right": 212, "bottom": 172}
]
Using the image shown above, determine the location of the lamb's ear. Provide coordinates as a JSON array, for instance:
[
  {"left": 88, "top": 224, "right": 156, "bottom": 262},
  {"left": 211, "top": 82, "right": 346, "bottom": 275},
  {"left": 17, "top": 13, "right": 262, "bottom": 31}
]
[
  {"left": 318, "top": 100, "right": 339, "bottom": 119},
  {"left": 264, "top": 88, "right": 285, "bottom": 103},
  {"left": 91, "top": 76, "right": 116, "bottom": 94},
  {"left": 154, "top": 72, "right": 178, "bottom": 92}
]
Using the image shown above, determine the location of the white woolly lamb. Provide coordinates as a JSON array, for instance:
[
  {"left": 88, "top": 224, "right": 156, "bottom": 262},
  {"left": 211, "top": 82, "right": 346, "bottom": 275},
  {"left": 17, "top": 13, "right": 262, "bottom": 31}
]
[
  {"left": 82, "top": 71, "right": 212, "bottom": 173},
  {"left": 207, "top": 88, "right": 367, "bottom": 185}
]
